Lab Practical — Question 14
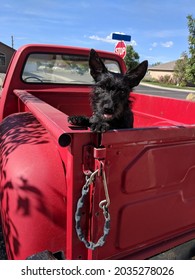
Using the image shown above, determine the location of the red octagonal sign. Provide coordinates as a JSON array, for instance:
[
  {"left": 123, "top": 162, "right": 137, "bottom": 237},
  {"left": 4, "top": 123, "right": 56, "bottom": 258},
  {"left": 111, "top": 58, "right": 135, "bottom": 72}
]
[{"left": 114, "top": 41, "right": 127, "bottom": 59}]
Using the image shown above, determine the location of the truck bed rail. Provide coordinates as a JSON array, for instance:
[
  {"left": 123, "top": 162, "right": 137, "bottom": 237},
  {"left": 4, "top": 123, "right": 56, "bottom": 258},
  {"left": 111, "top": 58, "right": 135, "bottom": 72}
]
[{"left": 14, "top": 89, "right": 89, "bottom": 147}]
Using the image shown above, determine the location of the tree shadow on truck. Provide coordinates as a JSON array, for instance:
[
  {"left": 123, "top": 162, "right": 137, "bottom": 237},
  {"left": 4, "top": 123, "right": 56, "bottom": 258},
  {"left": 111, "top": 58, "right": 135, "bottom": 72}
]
[{"left": 0, "top": 112, "right": 66, "bottom": 259}]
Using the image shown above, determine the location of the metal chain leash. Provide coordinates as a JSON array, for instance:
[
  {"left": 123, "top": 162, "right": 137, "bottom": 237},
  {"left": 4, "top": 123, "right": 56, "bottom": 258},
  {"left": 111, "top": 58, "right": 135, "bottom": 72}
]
[{"left": 75, "top": 167, "right": 111, "bottom": 250}]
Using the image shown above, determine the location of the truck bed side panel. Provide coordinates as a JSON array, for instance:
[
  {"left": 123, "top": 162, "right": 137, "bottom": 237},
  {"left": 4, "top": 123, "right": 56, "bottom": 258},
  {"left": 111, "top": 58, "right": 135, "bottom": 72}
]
[{"left": 90, "top": 127, "right": 195, "bottom": 259}]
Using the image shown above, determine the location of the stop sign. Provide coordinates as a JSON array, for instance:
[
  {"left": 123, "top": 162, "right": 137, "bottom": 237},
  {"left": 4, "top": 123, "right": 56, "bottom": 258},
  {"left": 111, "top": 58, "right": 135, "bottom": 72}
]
[{"left": 114, "top": 41, "right": 126, "bottom": 59}]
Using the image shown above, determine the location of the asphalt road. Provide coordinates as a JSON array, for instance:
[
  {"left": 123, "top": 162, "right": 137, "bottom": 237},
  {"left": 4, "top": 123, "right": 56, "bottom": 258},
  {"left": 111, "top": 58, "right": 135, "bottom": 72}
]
[{"left": 134, "top": 84, "right": 192, "bottom": 100}]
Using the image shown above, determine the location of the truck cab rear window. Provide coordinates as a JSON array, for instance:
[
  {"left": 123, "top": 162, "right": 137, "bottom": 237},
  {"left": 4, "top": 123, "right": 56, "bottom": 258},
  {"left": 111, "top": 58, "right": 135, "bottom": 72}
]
[{"left": 22, "top": 53, "right": 121, "bottom": 84}]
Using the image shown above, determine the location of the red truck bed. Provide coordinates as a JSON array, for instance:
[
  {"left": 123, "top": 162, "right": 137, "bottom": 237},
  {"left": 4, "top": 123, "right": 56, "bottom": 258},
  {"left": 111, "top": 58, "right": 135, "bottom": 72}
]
[{"left": 8, "top": 88, "right": 195, "bottom": 260}]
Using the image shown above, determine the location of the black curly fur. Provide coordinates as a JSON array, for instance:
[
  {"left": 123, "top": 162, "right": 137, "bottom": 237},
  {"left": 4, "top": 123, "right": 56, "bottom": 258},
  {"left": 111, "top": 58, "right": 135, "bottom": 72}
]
[{"left": 68, "top": 49, "right": 148, "bottom": 133}]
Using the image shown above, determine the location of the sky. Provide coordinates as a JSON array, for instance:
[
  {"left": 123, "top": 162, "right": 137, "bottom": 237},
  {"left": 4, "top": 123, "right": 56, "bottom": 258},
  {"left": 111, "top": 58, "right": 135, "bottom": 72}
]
[{"left": 1, "top": 0, "right": 195, "bottom": 65}]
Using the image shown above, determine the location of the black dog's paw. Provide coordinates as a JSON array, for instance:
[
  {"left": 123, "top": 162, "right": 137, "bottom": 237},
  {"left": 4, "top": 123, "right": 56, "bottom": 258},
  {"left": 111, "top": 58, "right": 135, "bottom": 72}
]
[
  {"left": 90, "top": 122, "right": 110, "bottom": 133},
  {"left": 68, "top": 116, "right": 79, "bottom": 125},
  {"left": 68, "top": 115, "right": 90, "bottom": 126}
]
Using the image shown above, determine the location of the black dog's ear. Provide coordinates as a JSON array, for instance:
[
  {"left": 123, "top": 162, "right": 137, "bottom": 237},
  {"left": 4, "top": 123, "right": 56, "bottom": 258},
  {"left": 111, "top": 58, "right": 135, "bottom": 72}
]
[
  {"left": 125, "top": 60, "right": 148, "bottom": 88},
  {"left": 89, "top": 49, "right": 108, "bottom": 81}
]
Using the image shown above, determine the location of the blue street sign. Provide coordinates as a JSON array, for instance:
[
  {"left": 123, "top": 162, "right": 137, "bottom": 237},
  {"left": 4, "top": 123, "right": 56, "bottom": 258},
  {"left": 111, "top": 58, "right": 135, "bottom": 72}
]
[{"left": 112, "top": 33, "right": 131, "bottom": 42}]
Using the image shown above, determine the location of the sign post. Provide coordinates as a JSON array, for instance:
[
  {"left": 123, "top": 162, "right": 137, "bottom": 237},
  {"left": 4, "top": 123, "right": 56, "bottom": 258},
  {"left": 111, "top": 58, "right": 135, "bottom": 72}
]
[{"left": 112, "top": 33, "right": 131, "bottom": 59}]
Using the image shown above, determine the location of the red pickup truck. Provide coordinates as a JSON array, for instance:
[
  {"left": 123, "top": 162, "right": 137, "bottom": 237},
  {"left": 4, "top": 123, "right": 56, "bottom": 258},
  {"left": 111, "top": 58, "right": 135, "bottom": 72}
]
[{"left": 1, "top": 44, "right": 195, "bottom": 260}]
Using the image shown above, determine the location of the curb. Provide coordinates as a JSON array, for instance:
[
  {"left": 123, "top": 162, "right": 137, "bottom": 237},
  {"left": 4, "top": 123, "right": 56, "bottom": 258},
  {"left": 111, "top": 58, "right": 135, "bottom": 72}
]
[{"left": 140, "top": 82, "right": 195, "bottom": 93}]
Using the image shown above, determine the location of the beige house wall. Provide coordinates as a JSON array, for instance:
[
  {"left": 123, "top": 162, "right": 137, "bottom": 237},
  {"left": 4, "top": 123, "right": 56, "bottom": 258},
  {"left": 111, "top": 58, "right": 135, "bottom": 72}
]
[{"left": 148, "top": 70, "right": 174, "bottom": 80}]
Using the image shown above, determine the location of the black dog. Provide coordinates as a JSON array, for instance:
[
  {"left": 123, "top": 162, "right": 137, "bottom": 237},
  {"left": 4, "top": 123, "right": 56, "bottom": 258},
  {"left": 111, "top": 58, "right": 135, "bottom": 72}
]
[{"left": 68, "top": 49, "right": 148, "bottom": 132}]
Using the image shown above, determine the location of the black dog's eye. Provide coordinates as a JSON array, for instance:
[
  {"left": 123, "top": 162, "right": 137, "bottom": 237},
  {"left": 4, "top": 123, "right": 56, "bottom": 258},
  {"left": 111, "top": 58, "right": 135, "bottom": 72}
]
[{"left": 121, "top": 89, "right": 128, "bottom": 96}]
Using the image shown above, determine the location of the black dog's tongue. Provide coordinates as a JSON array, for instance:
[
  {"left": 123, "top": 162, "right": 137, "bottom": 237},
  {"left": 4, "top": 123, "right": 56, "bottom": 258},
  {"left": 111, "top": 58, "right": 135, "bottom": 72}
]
[{"left": 103, "top": 114, "right": 113, "bottom": 119}]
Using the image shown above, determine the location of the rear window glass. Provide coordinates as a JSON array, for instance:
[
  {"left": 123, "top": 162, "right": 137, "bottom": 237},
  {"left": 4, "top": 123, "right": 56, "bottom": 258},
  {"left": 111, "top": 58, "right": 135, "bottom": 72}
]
[{"left": 22, "top": 53, "right": 121, "bottom": 84}]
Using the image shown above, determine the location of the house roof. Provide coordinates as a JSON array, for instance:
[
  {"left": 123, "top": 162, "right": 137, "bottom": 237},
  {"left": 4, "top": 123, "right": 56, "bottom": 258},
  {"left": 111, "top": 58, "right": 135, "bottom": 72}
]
[
  {"left": 148, "top": 60, "right": 177, "bottom": 71},
  {"left": 0, "top": 41, "right": 15, "bottom": 51}
]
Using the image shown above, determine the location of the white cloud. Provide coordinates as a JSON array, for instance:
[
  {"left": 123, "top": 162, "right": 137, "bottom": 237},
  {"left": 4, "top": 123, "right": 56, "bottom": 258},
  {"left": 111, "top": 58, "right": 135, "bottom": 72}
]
[
  {"left": 149, "top": 40, "right": 173, "bottom": 51},
  {"left": 89, "top": 34, "right": 114, "bottom": 44},
  {"left": 149, "top": 42, "right": 158, "bottom": 51},
  {"left": 152, "top": 42, "right": 158, "bottom": 48},
  {"left": 161, "top": 41, "right": 174, "bottom": 48},
  {"left": 89, "top": 32, "right": 137, "bottom": 46},
  {"left": 130, "top": 40, "right": 137, "bottom": 46}
]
